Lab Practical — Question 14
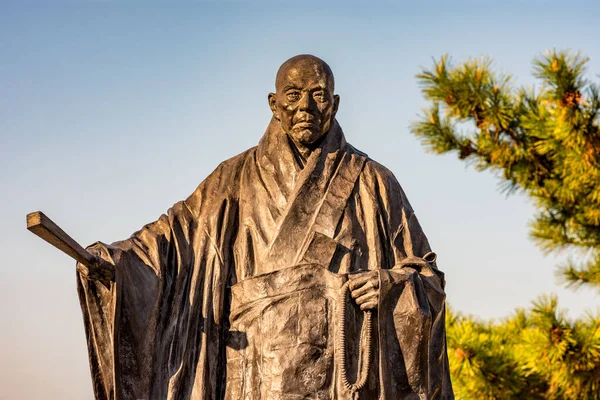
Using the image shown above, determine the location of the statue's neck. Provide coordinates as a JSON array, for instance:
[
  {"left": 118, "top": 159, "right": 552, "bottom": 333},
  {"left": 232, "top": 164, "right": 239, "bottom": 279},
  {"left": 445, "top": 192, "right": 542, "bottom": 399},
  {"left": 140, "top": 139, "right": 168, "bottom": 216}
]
[
  {"left": 279, "top": 120, "right": 339, "bottom": 169},
  {"left": 286, "top": 135, "right": 311, "bottom": 168}
]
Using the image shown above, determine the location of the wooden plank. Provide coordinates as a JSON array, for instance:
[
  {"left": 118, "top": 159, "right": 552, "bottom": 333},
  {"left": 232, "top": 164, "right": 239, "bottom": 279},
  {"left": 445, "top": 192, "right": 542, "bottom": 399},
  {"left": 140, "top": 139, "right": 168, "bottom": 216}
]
[{"left": 27, "top": 211, "right": 95, "bottom": 268}]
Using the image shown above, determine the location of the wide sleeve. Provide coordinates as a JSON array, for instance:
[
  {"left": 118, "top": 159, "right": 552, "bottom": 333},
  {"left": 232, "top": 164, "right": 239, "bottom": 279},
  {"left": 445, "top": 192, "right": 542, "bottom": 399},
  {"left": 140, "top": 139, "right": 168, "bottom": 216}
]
[
  {"left": 367, "top": 163, "right": 453, "bottom": 399},
  {"left": 77, "top": 160, "right": 241, "bottom": 400},
  {"left": 77, "top": 198, "right": 195, "bottom": 399}
]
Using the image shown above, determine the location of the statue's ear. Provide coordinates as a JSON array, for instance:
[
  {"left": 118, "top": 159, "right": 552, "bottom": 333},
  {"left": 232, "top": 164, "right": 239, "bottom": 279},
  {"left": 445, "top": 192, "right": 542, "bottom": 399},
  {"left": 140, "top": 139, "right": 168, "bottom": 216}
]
[
  {"left": 332, "top": 94, "right": 340, "bottom": 116},
  {"left": 268, "top": 93, "right": 279, "bottom": 120}
]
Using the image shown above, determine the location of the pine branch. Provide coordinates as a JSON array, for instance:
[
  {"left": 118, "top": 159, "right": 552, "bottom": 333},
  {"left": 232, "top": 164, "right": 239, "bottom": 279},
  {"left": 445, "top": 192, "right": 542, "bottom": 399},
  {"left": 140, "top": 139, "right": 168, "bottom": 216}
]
[
  {"left": 412, "top": 50, "right": 600, "bottom": 294},
  {"left": 557, "top": 254, "right": 600, "bottom": 290},
  {"left": 446, "top": 297, "right": 600, "bottom": 399},
  {"left": 411, "top": 103, "right": 477, "bottom": 158},
  {"left": 415, "top": 50, "right": 600, "bottom": 398}
]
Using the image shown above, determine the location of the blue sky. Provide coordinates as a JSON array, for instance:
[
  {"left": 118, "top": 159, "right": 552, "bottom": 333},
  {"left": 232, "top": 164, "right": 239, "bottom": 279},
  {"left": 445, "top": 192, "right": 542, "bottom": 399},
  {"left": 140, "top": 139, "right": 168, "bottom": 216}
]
[{"left": 1, "top": 1, "right": 599, "bottom": 398}]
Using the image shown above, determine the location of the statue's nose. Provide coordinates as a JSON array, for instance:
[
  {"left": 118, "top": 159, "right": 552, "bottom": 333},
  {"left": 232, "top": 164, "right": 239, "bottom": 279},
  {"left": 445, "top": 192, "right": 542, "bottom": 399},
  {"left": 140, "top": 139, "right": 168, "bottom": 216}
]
[{"left": 298, "top": 93, "right": 312, "bottom": 111}]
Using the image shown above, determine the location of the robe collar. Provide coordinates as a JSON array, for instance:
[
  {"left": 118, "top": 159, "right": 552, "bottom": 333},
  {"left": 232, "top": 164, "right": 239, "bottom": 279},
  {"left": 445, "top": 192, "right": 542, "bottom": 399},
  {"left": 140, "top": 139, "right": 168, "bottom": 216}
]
[{"left": 256, "top": 117, "right": 347, "bottom": 207}]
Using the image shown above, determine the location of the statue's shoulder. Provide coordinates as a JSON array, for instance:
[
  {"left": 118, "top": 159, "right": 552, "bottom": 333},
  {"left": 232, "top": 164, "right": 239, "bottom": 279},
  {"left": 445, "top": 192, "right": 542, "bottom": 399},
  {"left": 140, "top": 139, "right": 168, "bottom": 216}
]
[
  {"left": 359, "top": 154, "right": 417, "bottom": 214},
  {"left": 187, "top": 147, "right": 257, "bottom": 203},
  {"left": 215, "top": 146, "right": 257, "bottom": 174},
  {"left": 347, "top": 144, "right": 400, "bottom": 190}
]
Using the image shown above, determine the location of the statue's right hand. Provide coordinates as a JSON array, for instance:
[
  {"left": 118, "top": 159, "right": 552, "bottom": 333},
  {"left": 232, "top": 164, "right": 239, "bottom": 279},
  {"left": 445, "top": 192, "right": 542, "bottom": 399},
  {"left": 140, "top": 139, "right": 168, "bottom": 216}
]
[{"left": 77, "top": 255, "right": 115, "bottom": 287}]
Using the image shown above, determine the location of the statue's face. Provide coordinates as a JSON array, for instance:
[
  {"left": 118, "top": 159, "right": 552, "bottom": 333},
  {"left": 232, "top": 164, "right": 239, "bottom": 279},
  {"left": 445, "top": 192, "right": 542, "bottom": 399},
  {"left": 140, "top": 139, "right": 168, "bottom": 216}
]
[{"left": 269, "top": 60, "right": 339, "bottom": 146}]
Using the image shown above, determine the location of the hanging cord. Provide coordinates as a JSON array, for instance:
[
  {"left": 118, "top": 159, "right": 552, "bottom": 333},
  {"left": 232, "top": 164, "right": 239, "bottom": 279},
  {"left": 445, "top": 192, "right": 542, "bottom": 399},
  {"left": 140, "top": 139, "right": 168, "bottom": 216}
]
[{"left": 336, "top": 280, "right": 373, "bottom": 395}]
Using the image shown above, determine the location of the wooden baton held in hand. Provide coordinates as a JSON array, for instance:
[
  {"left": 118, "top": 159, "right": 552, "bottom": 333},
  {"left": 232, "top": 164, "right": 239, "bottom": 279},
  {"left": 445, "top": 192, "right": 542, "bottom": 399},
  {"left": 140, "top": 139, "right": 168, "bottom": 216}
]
[{"left": 26, "top": 211, "right": 115, "bottom": 282}]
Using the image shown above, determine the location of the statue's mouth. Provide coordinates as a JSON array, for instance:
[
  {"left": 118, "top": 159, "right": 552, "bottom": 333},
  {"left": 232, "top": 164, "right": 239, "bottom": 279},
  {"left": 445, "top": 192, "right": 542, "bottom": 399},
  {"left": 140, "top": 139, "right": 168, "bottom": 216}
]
[
  {"left": 294, "top": 119, "right": 319, "bottom": 130},
  {"left": 295, "top": 122, "right": 317, "bottom": 127}
]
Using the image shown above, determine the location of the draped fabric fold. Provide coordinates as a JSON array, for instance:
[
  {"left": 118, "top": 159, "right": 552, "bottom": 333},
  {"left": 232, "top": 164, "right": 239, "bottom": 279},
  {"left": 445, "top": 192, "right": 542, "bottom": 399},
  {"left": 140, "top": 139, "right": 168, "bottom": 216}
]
[{"left": 77, "top": 118, "right": 453, "bottom": 399}]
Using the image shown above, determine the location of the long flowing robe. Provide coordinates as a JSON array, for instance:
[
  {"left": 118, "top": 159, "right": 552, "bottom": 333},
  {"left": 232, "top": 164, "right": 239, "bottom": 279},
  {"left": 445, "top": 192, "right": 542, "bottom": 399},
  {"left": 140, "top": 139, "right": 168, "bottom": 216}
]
[{"left": 77, "top": 118, "right": 453, "bottom": 400}]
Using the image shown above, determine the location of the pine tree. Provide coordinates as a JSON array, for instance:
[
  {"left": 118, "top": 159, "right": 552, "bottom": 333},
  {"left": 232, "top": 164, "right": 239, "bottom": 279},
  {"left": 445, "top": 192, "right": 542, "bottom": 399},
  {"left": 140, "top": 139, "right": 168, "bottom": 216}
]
[
  {"left": 446, "top": 298, "right": 600, "bottom": 399},
  {"left": 411, "top": 50, "right": 600, "bottom": 399}
]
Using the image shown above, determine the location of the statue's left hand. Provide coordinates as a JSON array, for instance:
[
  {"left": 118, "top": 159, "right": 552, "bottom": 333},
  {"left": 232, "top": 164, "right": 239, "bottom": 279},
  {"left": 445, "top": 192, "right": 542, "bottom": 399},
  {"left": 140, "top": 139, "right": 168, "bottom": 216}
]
[
  {"left": 77, "top": 255, "right": 115, "bottom": 289},
  {"left": 348, "top": 270, "right": 380, "bottom": 311}
]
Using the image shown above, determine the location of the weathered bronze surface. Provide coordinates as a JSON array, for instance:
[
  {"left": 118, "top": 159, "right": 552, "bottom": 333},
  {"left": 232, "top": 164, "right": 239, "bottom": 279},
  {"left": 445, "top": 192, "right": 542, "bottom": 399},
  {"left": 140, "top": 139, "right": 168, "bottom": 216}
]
[{"left": 40, "top": 55, "right": 454, "bottom": 399}]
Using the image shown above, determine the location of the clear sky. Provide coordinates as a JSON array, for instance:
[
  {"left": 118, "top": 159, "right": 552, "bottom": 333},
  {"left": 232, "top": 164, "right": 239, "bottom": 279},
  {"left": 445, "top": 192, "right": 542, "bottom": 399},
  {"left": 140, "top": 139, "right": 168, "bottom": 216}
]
[{"left": 1, "top": 1, "right": 599, "bottom": 398}]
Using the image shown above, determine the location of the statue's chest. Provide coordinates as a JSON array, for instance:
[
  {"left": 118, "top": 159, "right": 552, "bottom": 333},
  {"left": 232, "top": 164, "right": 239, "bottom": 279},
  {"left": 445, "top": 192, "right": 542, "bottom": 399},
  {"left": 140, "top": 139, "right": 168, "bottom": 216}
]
[{"left": 233, "top": 200, "right": 365, "bottom": 282}]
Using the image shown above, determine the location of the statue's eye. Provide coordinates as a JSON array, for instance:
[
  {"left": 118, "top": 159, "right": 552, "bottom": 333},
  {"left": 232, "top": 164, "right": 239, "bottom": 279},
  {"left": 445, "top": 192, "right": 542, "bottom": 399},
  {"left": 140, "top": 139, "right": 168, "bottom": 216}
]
[
  {"left": 313, "top": 91, "right": 326, "bottom": 102},
  {"left": 286, "top": 92, "right": 300, "bottom": 102}
]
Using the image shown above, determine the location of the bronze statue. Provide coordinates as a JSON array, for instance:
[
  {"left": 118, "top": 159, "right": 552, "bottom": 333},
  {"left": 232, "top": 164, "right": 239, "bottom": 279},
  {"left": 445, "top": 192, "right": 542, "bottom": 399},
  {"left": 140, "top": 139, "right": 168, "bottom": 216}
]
[{"left": 28, "top": 55, "right": 453, "bottom": 399}]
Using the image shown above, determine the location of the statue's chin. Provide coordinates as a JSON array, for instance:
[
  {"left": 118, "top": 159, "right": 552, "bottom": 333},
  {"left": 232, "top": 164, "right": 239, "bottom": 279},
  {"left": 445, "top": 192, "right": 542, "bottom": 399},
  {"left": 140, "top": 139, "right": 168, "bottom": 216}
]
[{"left": 289, "top": 128, "right": 324, "bottom": 146}]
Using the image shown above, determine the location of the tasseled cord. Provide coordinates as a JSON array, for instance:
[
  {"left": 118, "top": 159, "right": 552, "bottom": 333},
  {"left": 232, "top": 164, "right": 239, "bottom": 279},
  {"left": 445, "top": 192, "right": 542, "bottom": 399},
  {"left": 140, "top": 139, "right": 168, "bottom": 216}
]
[{"left": 337, "top": 280, "right": 373, "bottom": 397}]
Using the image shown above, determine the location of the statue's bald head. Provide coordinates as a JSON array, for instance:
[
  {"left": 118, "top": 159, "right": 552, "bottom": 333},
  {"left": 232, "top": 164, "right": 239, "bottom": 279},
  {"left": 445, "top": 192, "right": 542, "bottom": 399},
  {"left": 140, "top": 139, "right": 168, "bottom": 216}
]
[
  {"left": 269, "top": 55, "right": 340, "bottom": 150},
  {"left": 275, "top": 54, "right": 335, "bottom": 93}
]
